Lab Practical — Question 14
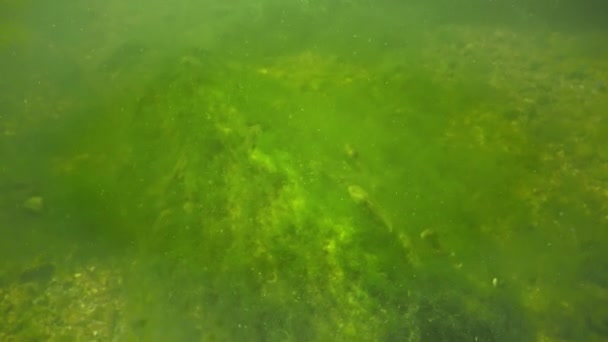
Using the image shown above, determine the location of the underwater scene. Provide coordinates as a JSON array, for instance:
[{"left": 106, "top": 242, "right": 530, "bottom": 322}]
[{"left": 1, "top": 0, "right": 608, "bottom": 340}]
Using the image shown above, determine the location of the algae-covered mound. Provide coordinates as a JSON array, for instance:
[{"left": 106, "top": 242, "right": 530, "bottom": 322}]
[{"left": 108, "top": 47, "right": 533, "bottom": 341}]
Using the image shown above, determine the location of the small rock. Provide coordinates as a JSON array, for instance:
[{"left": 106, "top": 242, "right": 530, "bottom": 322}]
[
  {"left": 183, "top": 201, "right": 194, "bottom": 214},
  {"left": 420, "top": 228, "right": 442, "bottom": 252},
  {"left": 348, "top": 185, "right": 393, "bottom": 232},
  {"left": 348, "top": 185, "right": 368, "bottom": 204},
  {"left": 344, "top": 144, "right": 358, "bottom": 159},
  {"left": 23, "top": 196, "right": 44, "bottom": 214},
  {"left": 19, "top": 263, "right": 55, "bottom": 283}
]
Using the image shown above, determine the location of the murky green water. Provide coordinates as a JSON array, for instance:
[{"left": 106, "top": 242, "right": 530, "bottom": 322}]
[{"left": 2, "top": 1, "right": 608, "bottom": 341}]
